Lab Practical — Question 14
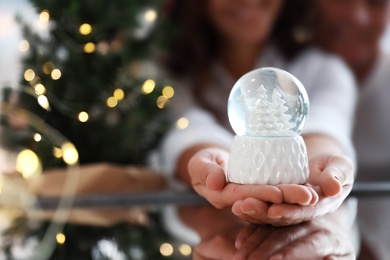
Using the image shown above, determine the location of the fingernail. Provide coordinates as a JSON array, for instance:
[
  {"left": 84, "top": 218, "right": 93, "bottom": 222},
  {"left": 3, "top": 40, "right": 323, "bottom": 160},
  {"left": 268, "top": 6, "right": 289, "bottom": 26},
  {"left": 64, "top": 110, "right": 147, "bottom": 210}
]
[
  {"left": 243, "top": 210, "right": 256, "bottom": 215},
  {"left": 269, "top": 214, "right": 282, "bottom": 219},
  {"left": 269, "top": 254, "right": 283, "bottom": 260}
]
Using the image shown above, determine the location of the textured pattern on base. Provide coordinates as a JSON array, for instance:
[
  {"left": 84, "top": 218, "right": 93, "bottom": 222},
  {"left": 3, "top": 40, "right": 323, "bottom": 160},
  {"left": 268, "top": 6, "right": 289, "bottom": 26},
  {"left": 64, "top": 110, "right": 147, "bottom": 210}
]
[{"left": 227, "top": 136, "right": 309, "bottom": 185}]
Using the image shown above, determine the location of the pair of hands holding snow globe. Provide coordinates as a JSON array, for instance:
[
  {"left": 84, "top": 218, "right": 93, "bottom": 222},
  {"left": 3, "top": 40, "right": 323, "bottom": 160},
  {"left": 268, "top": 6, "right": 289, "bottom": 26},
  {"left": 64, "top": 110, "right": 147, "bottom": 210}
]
[{"left": 186, "top": 68, "right": 354, "bottom": 226}]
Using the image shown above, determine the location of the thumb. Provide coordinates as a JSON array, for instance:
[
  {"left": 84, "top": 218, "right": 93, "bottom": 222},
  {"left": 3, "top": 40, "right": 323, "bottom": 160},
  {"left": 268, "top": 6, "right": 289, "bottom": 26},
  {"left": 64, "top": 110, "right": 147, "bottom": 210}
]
[
  {"left": 319, "top": 155, "right": 354, "bottom": 197},
  {"left": 188, "top": 149, "right": 228, "bottom": 191}
]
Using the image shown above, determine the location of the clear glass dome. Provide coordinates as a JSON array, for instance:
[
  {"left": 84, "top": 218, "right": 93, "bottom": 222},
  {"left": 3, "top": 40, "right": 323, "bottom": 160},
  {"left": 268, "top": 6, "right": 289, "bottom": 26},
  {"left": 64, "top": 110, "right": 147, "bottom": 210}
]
[{"left": 228, "top": 67, "right": 309, "bottom": 137}]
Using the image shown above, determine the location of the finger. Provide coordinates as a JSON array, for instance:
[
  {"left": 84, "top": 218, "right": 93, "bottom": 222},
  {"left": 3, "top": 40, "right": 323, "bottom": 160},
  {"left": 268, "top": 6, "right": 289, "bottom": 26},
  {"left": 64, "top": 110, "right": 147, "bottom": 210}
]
[
  {"left": 324, "top": 254, "right": 356, "bottom": 260},
  {"left": 319, "top": 156, "right": 354, "bottom": 197},
  {"left": 268, "top": 203, "right": 316, "bottom": 224},
  {"left": 235, "top": 224, "right": 258, "bottom": 249},
  {"left": 267, "top": 188, "right": 351, "bottom": 225},
  {"left": 194, "top": 236, "right": 235, "bottom": 260},
  {"left": 269, "top": 230, "right": 354, "bottom": 260},
  {"left": 232, "top": 200, "right": 272, "bottom": 225},
  {"left": 189, "top": 150, "right": 226, "bottom": 191},
  {"left": 233, "top": 226, "right": 273, "bottom": 260},
  {"left": 249, "top": 222, "right": 314, "bottom": 258},
  {"left": 224, "top": 184, "right": 283, "bottom": 204},
  {"left": 276, "top": 184, "right": 315, "bottom": 205},
  {"left": 205, "top": 164, "right": 227, "bottom": 191},
  {"left": 232, "top": 197, "right": 270, "bottom": 219}
]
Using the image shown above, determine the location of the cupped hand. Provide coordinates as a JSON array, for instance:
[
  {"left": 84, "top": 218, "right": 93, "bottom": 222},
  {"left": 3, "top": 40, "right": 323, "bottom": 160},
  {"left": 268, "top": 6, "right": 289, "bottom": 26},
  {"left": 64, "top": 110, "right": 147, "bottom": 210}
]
[
  {"left": 234, "top": 217, "right": 355, "bottom": 260},
  {"left": 188, "top": 148, "right": 289, "bottom": 209},
  {"left": 232, "top": 154, "right": 354, "bottom": 226}
]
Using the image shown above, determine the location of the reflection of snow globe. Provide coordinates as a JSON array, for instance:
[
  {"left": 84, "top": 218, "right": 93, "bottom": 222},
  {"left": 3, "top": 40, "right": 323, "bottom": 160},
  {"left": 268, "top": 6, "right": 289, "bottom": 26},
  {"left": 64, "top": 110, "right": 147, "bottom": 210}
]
[{"left": 227, "top": 67, "right": 309, "bottom": 184}]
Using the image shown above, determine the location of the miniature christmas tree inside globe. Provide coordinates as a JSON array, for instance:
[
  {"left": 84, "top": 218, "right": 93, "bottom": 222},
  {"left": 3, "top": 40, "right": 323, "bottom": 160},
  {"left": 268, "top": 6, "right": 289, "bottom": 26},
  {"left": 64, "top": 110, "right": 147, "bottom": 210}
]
[{"left": 228, "top": 67, "right": 309, "bottom": 137}]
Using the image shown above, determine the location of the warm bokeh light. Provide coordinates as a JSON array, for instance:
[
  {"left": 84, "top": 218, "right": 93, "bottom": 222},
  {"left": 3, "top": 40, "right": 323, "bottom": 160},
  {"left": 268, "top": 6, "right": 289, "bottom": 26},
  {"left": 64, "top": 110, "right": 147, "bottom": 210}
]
[
  {"left": 39, "top": 10, "right": 50, "bottom": 28},
  {"left": 144, "top": 9, "right": 157, "bottom": 22},
  {"left": 61, "top": 142, "right": 78, "bottom": 165},
  {"left": 37, "top": 95, "right": 50, "bottom": 110},
  {"left": 162, "top": 86, "right": 174, "bottom": 98},
  {"left": 159, "top": 243, "right": 173, "bottom": 257},
  {"left": 42, "top": 61, "right": 55, "bottom": 74},
  {"left": 53, "top": 147, "right": 63, "bottom": 158},
  {"left": 113, "top": 88, "right": 125, "bottom": 100},
  {"left": 176, "top": 117, "right": 189, "bottom": 130},
  {"left": 78, "top": 111, "right": 89, "bottom": 122},
  {"left": 56, "top": 233, "right": 66, "bottom": 244},
  {"left": 84, "top": 42, "right": 95, "bottom": 53},
  {"left": 156, "top": 95, "right": 169, "bottom": 109},
  {"left": 79, "top": 23, "right": 92, "bottom": 35},
  {"left": 34, "top": 83, "right": 46, "bottom": 95},
  {"left": 141, "top": 79, "right": 155, "bottom": 94},
  {"left": 179, "top": 244, "right": 192, "bottom": 256},
  {"left": 18, "top": 40, "right": 29, "bottom": 52},
  {"left": 33, "top": 133, "right": 42, "bottom": 142},
  {"left": 51, "top": 69, "right": 61, "bottom": 80},
  {"left": 16, "top": 149, "right": 41, "bottom": 179},
  {"left": 106, "top": 96, "right": 118, "bottom": 108},
  {"left": 39, "top": 10, "right": 50, "bottom": 22},
  {"left": 24, "top": 69, "right": 35, "bottom": 81}
]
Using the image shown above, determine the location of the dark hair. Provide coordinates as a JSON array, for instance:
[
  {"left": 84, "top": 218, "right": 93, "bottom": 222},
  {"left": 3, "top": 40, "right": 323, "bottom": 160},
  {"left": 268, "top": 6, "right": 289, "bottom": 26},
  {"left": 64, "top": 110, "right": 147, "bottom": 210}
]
[{"left": 163, "top": 0, "right": 312, "bottom": 80}]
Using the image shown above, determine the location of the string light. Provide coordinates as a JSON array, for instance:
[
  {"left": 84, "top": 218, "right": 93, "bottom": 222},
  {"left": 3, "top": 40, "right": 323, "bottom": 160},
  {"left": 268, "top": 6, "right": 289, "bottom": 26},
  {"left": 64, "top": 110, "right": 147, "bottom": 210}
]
[
  {"left": 51, "top": 69, "right": 61, "bottom": 80},
  {"left": 162, "top": 86, "right": 174, "bottom": 98},
  {"left": 18, "top": 40, "right": 29, "bottom": 52},
  {"left": 34, "top": 83, "right": 46, "bottom": 95},
  {"left": 156, "top": 95, "right": 169, "bottom": 109},
  {"left": 84, "top": 42, "right": 95, "bottom": 53},
  {"left": 78, "top": 111, "right": 89, "bottom": 122},
  {"left": 39, "top": 10, "right": 50, "bottom": 28},
  {"left": 42, "top": 61, "right": 54, "bottom": 74},
  {"left": 141, "top": 79, "right": 155, "bottom": 94},
  {"left": 144, "top": 9, "right": 157, "bottom": 22},
  {"left": 16, "top": 149, "right": 41, "bottom": 179},
  {"left": 113, "top": 88, "right": 125, "bottom": 100},
  {"left": 159, "top": 243, "right": 173, "bottom": 257},
  {"left": 33, "top": 133, "right": 42, "bottom": 142},
  {"left": 61, "top": 142, "right": 78, "bottom": 165},
  {"left": 24, "top": 69, "right": 35, "bottom": 81},
  {"left": 106, "top": 96, "right": 118, "bottom": 108},
  {"left": 39, "top": 10, "right": 50, "bottom": 22},
  {"left": 179, "top": 244, "right": 192, "bottom": 256},
  {"left": 79, "top": 23, "right": 92, "bottom": 35},
  {"left": 56, "top": 233, "right": 66, "bottom": 244},
  {"left": 37, "top": 95, "right": 50, "bottom": 110},
  {"left": 176, "top": 117, "right": 189, "bottom": 130},
  {"left": 53, "top": 147, "right": 63, "bottom": 158}
]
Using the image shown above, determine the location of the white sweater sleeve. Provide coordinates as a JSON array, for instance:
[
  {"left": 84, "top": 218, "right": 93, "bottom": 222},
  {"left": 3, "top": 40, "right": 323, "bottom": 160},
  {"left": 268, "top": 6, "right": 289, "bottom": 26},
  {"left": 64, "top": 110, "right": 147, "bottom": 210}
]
[
  {"left": 159, "top": 93, "right": 234, "bottom": 175},
  {"left": 291, "top": 50, "right": 357, "bottom": 160}
]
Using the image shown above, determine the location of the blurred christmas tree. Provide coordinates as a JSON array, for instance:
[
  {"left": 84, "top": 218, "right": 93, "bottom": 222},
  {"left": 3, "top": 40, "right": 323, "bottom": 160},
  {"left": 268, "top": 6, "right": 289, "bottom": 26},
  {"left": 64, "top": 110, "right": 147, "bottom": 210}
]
[{"left": 16, "top": 0, "right": 173, "bottom": 165}]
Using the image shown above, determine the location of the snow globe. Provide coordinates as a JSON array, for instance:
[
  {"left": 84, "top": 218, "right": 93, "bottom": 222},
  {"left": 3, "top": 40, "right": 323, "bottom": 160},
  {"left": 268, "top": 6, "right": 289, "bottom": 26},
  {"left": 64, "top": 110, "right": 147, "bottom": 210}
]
[{"left": 227, "top": 67, "right": 309, "bottom": 185}]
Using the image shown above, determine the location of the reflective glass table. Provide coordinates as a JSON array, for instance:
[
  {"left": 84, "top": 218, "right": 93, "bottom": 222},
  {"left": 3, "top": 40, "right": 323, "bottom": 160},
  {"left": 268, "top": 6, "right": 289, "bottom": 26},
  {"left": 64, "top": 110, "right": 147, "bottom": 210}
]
[{"left": 0, "top": 181, "right": 386, "bottom": 260}]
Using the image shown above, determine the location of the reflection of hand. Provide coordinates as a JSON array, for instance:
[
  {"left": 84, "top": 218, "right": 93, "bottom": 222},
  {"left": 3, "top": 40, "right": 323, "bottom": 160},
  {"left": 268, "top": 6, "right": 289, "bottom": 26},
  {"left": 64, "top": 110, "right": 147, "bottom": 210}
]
[
  {"left": 234, "top": 217, "right": 355, "bottom": 260},
  {"left": 193, "top": 227, "right": 239, "bottom": 260},
  {"left": 188, "top": 148, "right": 289, "bottom": 209},
  {"left": 232, "top": 154, "right": 354, "bottom": 226}
]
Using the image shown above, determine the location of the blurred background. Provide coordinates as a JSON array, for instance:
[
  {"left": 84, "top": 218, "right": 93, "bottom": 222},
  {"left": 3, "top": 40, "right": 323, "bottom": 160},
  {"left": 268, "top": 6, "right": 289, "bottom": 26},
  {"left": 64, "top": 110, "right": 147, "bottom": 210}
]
[{"left": 0, "top": 0, "right": 389, "bottom": 259}]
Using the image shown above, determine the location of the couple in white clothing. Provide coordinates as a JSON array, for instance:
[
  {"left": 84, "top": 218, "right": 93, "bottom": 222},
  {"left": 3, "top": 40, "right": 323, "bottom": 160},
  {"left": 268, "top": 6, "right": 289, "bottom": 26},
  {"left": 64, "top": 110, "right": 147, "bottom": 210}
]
[{"left": 161, "top": 0, "right": 390, "bottom": 258}]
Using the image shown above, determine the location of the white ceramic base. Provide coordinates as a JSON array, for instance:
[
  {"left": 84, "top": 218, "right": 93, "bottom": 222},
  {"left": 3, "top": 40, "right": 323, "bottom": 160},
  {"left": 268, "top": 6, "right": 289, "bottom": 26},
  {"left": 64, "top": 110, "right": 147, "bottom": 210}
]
[{"left": 227, "top": 135, "right": 309, "bottom": 185}]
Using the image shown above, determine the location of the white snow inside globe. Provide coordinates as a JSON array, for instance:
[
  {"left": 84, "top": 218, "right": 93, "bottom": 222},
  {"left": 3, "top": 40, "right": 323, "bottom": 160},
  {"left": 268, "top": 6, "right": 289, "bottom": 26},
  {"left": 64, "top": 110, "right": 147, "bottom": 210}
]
[{"left": 228, "top": 67, "right": 309, "bottom": 137}]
